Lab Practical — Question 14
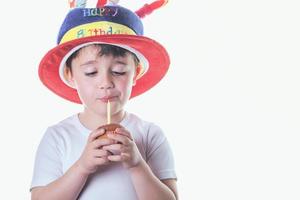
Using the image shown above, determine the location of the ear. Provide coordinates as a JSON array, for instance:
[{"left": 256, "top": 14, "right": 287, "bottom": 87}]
[
  {"left": 132, "top": 65, "right": 142, "bottom": 86},
  {"left": 63, "top": 66, "right": 76, "bottom": 88}
]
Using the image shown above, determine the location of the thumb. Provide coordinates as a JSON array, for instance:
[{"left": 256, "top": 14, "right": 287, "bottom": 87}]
[{"left": 88, "top": 128, "right": 106, "bottom": 142}]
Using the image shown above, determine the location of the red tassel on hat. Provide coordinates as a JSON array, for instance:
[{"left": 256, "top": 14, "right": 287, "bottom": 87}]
[
  {"left": 135, "top": 0, "right": 168, "bottom": 18},
  {"left": 69, "top": 0, "right": 87, "bottom": 8},
  {"left": 97, "top": 0, "right": 108, "bottom": 7},
  {"left": 69, "top": 0, "right": 76, "bottom": 8}
]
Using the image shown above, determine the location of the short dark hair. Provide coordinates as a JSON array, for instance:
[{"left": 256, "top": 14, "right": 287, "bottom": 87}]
[{"left": 65, "top": 44, "right": 140, "bottom": 70}]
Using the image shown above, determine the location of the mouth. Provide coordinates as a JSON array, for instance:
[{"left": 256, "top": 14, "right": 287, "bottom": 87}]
[{"left": 97, "top": 96, "right": 118, "bottom": 103}]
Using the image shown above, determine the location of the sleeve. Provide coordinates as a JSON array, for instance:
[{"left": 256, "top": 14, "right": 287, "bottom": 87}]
[
  {"left": 30, "top": 127, "right": 64, "bottom": 191},
  {"left": 146, "top": 124, "right": 177, "bottom": 181}
]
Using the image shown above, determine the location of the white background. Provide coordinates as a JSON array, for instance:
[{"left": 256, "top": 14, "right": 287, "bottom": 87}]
[{"left": 0, "top": 0, "right": 300, "bottom": 199}]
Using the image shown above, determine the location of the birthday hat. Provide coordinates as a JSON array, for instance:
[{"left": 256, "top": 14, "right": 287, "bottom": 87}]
[{"left": 39, "top": 0, "right": 169, "bottom": 103}]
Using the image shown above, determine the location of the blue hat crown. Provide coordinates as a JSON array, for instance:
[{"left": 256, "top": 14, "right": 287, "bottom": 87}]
[{"left": 57, "top": 6, "right": 143, "bottom": 44}]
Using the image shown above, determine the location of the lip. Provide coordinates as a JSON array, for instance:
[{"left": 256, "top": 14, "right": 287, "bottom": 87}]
[{"left": 97, "top": 96, "right": 118, "bottom": 103}]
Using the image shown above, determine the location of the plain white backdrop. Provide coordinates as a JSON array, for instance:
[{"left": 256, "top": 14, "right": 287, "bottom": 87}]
[{"left": 0, "top": 0, "right": 300, "bottom": 199}]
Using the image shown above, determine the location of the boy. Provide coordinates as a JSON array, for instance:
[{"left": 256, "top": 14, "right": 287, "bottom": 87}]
[{"left": 31, "top": 1, "right": 177, "bottom": 199}]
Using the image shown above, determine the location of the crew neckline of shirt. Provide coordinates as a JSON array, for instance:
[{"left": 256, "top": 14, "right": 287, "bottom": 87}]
[{"left": 73, "top": 111, "right": 131, "bottom": 134}]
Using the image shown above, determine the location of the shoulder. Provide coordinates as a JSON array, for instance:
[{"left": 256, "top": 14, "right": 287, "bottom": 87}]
[
  {"left": 48, "top": 114, "right": 79, "bottom": 131},
  {"left": 42, "top": 114, "right": 84, "bottom": 143},
  {"left": 125, "top": 112, "right": 163, "bottom": 132},
  {"left": 124, "top": 112, "right": 166, "bottom": 145}
]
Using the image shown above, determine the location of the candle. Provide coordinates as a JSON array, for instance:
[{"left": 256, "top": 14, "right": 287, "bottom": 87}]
[{"left": 107, "top": 100, "right": 111, "bottom": 124}]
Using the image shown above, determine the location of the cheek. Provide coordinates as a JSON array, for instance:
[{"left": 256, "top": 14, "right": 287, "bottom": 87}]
[
  {"left": 118, "top": 78, "right": 134, "bottom": 97},
  {"left": 75, "top": 80, "right": 95, "bottom": 101}
]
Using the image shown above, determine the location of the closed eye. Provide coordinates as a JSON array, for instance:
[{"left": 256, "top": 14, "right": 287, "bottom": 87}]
[
  {"left": 85, "top": 71, "right": 97, "bottom": 76},
  {"left": 112, "top": 71, "right": 126, "bottom": 76}
]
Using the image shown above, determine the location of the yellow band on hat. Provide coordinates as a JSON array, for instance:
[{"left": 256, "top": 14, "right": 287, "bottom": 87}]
[{"left": 60, "top": 21, "right": 136, "bottom": 44}]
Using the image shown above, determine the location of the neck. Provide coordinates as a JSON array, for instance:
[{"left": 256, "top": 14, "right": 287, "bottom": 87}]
[{"left": 78, "top": 108, "right": 125, "bottom": 130}]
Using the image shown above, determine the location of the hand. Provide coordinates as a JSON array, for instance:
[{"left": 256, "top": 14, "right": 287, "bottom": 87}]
[
  {"left": 76, "top": 128, "right": 115, "bottom": 175},
  {"left": 103, "top": 128, "right": 142, "bottom": 169}
]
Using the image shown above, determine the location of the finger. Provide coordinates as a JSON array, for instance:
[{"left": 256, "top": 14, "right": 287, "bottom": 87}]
[
  {"left": 103, "top": 144, "right": 123, "bottom": 152},
  {"left": 107, "top": 154, "right": 123, "bottom": 162},
  {"left": 93, "top": 149, "right": 112, "bottom": 158},
  {"left": 114, "top": 128, "right": 133, "bottom": 140},
  {"left": 88, "top": 128, "right": 105, "bottom": 142},
  {"left": 91, "top": 138, "right": 115, "bottom": 149},
  {"left": 94, "top": 157, "right": 110, "bottom": 165},
  {"left": 108, "top": 152, "right": 131, "bottom": 162},
  {"left": 107, "top": 133, "right": 132, "bottom": 145},
  {"left": 120, "top": 152, "right": 131, "bottom": 160}
]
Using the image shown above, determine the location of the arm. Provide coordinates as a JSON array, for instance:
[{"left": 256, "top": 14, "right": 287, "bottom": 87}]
[
  {"left": 31, "top": 128, "right": 113, "bottom": 200},
  {"left": 31, "top": 162, "right": 88, "bottom": 200},
  {"left": 104, "top": 128, "right": 178, "bottom": 200},
  {"left": 129, "top": 160, "right": 178, "bottom": 200}
]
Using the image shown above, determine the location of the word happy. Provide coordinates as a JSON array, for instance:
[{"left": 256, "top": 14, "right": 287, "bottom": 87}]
[{"left": 82, "top": 7, "right": 118, "bottom": 17}]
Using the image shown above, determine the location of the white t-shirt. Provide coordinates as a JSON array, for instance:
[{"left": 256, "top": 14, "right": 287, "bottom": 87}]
[{"left": 31, "top": 112, "right": 176, "bottom": 200}]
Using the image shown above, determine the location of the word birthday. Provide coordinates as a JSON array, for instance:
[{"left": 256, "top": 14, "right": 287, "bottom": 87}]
[
  {"left": 82, "top": 7, "right": 118, "bottom": 17},
  {"left": 76, "top": 26, "right": 130, "bottom": 38}
]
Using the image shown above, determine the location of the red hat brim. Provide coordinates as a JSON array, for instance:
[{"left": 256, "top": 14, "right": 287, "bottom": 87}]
[{"left": 39, "top": 35, "right": 170, "bottom": 104}]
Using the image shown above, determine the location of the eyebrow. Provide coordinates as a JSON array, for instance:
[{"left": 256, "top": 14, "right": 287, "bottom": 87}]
[
  {"left": 114, "top": 60, "right": 127, "bottom": 65},
  {"left": 80, "top": 60, "right": 96, "bottom": 67},
  {"left": 79, "top": 58, "right": 129, "bottom": 68}
]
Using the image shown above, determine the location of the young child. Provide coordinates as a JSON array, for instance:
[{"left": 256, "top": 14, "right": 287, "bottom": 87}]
[{"left": 31, "top": 1, "right": 177, "bottom": 199}]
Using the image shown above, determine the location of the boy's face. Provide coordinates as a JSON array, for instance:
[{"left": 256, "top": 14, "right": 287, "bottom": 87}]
[{"left": 65, "top": 45, "right": 137, "bottom": 116}]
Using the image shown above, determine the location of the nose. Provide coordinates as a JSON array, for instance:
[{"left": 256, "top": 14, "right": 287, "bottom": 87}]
[{"left": 97, "top": 72, "right": 114, "bottom": 90}]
